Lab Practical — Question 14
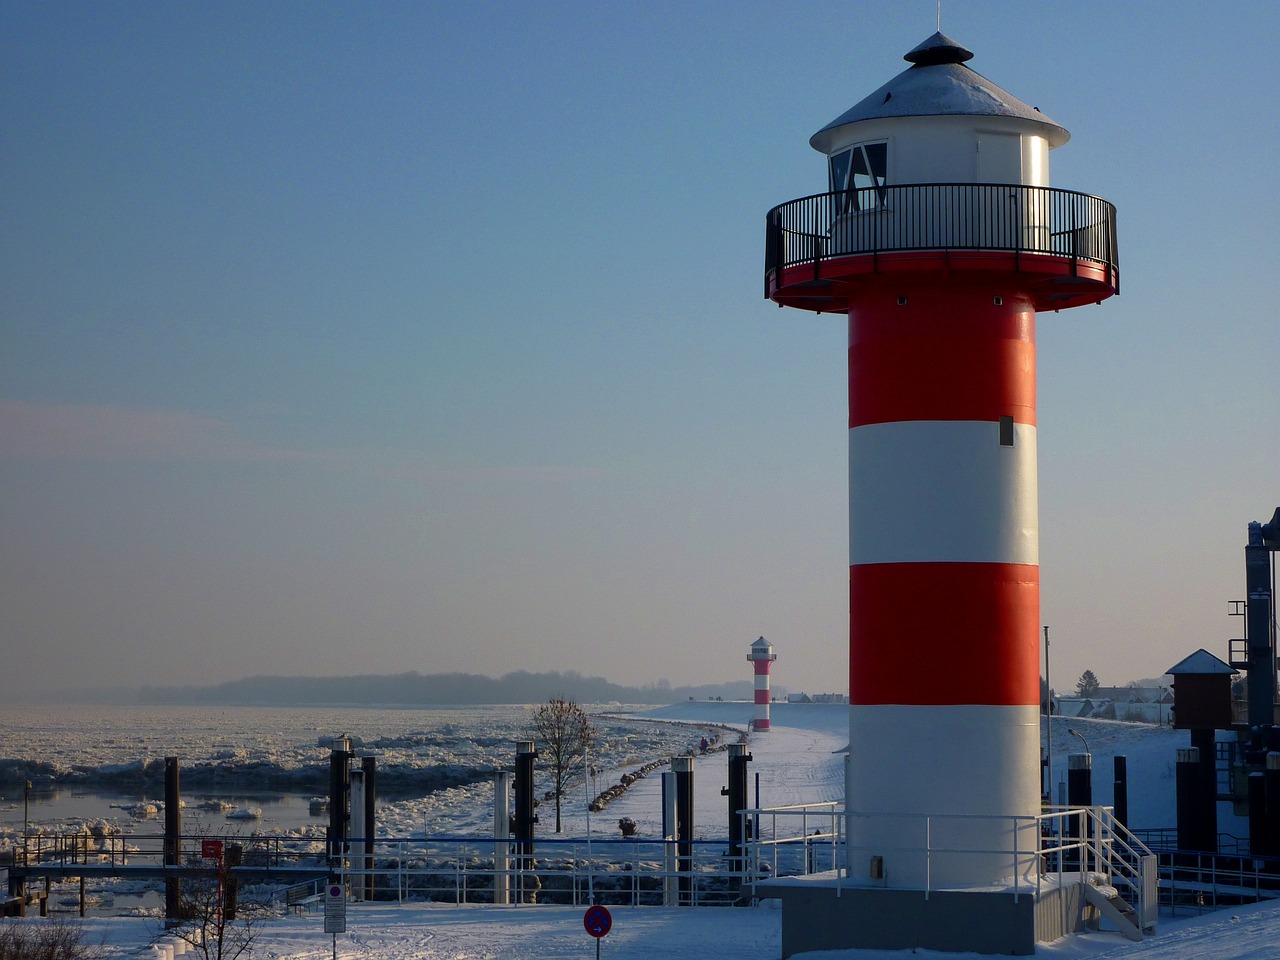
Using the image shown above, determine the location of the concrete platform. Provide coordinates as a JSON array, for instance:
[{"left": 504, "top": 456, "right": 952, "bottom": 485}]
[{"left": 758, "top": 872, "right": 1084, "bottom": 956}]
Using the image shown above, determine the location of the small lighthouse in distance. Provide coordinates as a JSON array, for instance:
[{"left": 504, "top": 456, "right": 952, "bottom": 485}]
[
  {"left": 761, "top": 30, "right": 1119, "bottom": 953},
  {"left": 747, "top": 636, "right": 777, "bottom": 732}
]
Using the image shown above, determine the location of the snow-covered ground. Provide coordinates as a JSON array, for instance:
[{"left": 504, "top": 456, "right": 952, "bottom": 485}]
[
  {"left": 4, "top": 700, "right": 1278, "bottom": 958},
  {"left": 51, "top": 894, "right": 1280, "bottom": 960}
]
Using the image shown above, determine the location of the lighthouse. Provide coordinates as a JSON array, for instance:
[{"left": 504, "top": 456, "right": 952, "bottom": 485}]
[
  {"left": 765, "top": 30, "right": 1118, "bottom": 902},
  {"left": 747, "top": 636, "right": 777, "bottom": 732}
]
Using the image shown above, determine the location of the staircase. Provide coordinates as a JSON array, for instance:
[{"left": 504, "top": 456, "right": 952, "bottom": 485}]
[
  {"left": 1081, "top": 875, "right": 1143, "bottom": 941},
  {"left": 1042, "top": 806, "right": 1159, "bottom": 943}
]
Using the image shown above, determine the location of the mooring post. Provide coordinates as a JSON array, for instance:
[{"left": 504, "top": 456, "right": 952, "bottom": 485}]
[
  {"left": 1113, "top": 755, "right": 1128, "bottom": 827},
  {"left": 661, "top": 770, "right": 677, "bottom": 906},
  {"left": 328, "top": 735, "right": 352, "bottom": 867},
  {"left": 164, "top": 756, "right": 182, "bottom": 920},
  {"left": 1065, "top": 753, "right": 1091, "bottom": 869},
  {"left": 513, "top": 741, "right": 537, "bottom": 868},
  {"left": 361, "top": 755, "right": 376, "bottom": 901},
  {"left": 723, "top": 744, "right": 752, "bottom": 886},
  {"left": 493, "top": 771, "right": 511, "bottom": 905},
  {"left": 1176, "top": 747, "right": 1215, "bottom": 853},
  {"left": 350, "top": 767, "right": 366, "bottom": 901},
  {"left": 673, "top": 756, "right": 694, "bottom": 905}
]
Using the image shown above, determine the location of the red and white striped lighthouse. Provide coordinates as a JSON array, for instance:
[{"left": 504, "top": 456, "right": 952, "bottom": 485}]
[
  {"left": 747, "top": 636, "right": 777, "bottom": 732},
  {"left": 765, "top": 33, "right": 1117, "bottom": 888}
]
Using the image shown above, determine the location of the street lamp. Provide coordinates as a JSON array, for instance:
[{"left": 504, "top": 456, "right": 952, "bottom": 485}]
[{"left": 1067, "top": 728, "right": 1091, "bottom": 757}]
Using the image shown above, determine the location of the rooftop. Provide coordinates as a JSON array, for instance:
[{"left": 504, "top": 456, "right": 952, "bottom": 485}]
[{"left": 810, "top": 31, "right": 1069, "bottom": 153}]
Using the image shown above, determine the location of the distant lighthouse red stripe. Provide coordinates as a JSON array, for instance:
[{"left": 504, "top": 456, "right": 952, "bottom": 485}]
[
  {"left": 849, "top": 561, "right": 1040, "bottom": 706},
  {"left": 848, "top": 292, "right": 1036, "bottom": 428}
]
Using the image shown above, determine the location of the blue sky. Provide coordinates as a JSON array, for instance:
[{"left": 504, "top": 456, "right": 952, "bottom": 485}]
[{"left": 2, "top": 1, "right": 1277, "bottom": 701}]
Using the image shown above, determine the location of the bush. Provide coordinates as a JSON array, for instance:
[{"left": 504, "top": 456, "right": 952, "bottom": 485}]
[{"left": 0, "top": 920, "right": 104, "bottom": 960}]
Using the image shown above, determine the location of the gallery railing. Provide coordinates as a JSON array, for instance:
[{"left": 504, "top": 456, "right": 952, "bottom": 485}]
[{"left": 765, "top": 183, "right": 1119, "bottom": 295}]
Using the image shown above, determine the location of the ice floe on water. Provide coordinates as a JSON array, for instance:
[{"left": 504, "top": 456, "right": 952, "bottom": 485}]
[{"left": 0, "top": 702, "right": 738, "bottom": 844}]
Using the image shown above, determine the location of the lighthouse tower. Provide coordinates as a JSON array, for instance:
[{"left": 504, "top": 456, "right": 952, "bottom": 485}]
[
  {"left": 747, "top": 636, "right": 777, "bottom": 732},
  {"left": 765, "top": 33, "right": 1118, "bottom": 895}
]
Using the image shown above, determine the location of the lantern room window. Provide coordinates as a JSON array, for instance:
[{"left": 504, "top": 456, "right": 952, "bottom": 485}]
[{"left": 830, "top": 142, "right": 888, "bottom": 213}]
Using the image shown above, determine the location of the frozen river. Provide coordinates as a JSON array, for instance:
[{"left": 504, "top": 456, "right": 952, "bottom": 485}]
[{"left": 0, "top": 701, "right": 789, "bottom": 843}]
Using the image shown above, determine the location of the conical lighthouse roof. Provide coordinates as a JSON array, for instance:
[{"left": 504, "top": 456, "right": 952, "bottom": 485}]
[{"left": 810, "top": 32, "right": 1069, "bottom": 153}]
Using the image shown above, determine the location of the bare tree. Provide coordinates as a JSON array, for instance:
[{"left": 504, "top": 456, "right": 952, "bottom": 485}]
[{"left": 531, "top": 698, "right": 595, "bottom": 833}]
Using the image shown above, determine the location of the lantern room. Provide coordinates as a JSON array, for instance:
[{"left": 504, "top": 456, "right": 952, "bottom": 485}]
[
  {"left": 811, "top": 32, "right": 1067, "bottom": 193},
  {"left": 764, "top": 32, "right": 1119, "bottom": 316}
]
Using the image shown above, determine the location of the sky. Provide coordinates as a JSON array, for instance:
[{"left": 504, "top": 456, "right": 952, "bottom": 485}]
[{"left": 1, "top": 1, "right": 1277, "bottom": 703}]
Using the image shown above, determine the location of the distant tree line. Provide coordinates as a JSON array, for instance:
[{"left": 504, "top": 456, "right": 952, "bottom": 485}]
[{"left": 135, "top": 670, "right": 758, "bottom": 706}]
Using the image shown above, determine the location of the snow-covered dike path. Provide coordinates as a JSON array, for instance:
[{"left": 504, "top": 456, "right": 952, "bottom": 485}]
[{"left": 590, "top": 701, "right": 846, "bottom": 839}]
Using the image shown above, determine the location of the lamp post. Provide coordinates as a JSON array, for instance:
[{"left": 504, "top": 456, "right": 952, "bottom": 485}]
[{"left": 1067, "top": 728, "right": 1091, "bottom": 758}]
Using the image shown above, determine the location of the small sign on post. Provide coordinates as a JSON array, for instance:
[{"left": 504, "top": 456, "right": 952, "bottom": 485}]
[
  {"left": 201, "top": 839, "right": 223, "bottom": 861},
  {"left": 324, "top": 882, "right": 346, "bottom": 934},
  {"left": 584, "top": 904, "right": 612, "bottom": 958}
]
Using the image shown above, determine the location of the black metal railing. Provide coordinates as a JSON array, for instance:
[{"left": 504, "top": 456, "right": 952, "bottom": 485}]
[{"left": 765, "top": 183, "right": 1118, "bottom": 295}]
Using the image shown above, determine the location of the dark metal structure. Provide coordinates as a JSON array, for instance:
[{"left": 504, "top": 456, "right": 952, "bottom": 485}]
[
  {"left": 722, "top": 744, "right": 752, "bottom": 876},
  {"left": 1113, "top": 756, "right": 1129, "bottom": 828},
  {"left": 327, "top": 735, "right": 352, "bottom": 863},
  {"left": 513, "top": 741, "right": 537, "bottom": 871},
  {"left": 672, "top": 756, "right": 694, "bottom": 904},
  {"left": 164, "top": 757, "right": 181, "bottom": 918},
  {"left": 1244, "top": 509, "right": 1280, "bottom": 733},
  {"left": 1176, "top": 747, "right": 1217, "bottom": 853}
]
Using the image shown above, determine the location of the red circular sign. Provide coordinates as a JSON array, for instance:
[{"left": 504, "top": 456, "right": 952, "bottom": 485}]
[{"left": 583, "top": 904, "right": 612, "bottom": 938}]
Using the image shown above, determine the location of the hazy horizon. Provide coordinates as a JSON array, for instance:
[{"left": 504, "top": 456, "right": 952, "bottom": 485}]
[{"left": 3, "top": 2, "right": 1276, "bottom": 702}]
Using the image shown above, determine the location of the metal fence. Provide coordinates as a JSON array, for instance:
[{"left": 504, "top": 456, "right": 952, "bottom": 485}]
[
  {"left": 14, "top": 832, "right": 755, "bottom": 909},
  {"left": 765, "top": 183, "right": 1119, "bottom": 294},
  {"left": 20, "top": 809, "right": 1279, "bottom": 918},
  {"left": 742, "top": 802, "right": 1158, "bottom": 931}
]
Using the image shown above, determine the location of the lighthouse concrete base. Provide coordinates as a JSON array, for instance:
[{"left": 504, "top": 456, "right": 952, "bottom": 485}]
[{"left": 759, "top": 874, "right": 1087, "bottom": 956}]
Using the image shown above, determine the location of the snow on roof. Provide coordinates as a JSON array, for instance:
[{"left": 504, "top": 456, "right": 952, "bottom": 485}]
[
  {"left": 810, "top": 31, "right": 1069, "bottom": 153},
  {"left": 1166, "top": 647, "right": 1238, "bottom": 675}
]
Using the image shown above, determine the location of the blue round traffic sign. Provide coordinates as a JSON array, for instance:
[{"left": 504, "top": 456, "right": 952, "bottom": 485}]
[{"left": 583, "top": 904, "right": 612, "bottom": 938}]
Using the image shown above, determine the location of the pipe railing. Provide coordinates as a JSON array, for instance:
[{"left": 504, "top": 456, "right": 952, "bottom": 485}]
[
  {"left": 765, "top": 183, "right": 1118, "bottom": 294},
  {"left": 741, "top": 803, "right": 1157, "bottom": 931},
  {"left": 13, "top": 832, "right": 756, "bottom": 908}
]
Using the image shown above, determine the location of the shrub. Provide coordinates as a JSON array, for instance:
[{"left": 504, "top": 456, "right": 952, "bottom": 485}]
[{"left": 0, "top": 920, "right": 105, "bottom": 960}]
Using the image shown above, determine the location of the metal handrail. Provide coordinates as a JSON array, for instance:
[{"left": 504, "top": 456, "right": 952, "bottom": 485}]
[
  {"left": 13, "top": 831, "right": 757, "bottom": 909},
  {"left": 741, "top": 802, "right": 1157, "bottom": 932},
  {"left": 765, "top": 183, "right": 1119, "bottom": 294}
]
